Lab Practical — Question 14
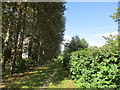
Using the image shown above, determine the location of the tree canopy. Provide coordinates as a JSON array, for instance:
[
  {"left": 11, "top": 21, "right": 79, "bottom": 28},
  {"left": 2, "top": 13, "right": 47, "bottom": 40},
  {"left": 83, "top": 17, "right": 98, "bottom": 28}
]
[
  {"left": 64, "top": 35, "right": 89, "bottom": 53},
  {"left": 2, "top": 2, "right": 66, "bottom": 73}
]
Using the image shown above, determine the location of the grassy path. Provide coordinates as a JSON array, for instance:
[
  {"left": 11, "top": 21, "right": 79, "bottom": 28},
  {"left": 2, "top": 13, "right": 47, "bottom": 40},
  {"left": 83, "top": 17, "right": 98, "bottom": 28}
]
[
  {"left": 2, "top": 62, "right": 77, "bottom": 88},
  {"left": 48, "top": 79, "right": 77, "bottom": 88}
]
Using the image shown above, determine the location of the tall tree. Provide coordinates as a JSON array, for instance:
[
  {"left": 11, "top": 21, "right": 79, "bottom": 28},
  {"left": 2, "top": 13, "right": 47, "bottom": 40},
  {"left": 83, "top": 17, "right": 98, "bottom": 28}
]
[
  {"left": 64, "top": 35, "right": 88, "bottom": 53},
  {"left": 2, "top": 2, "right": 66, "bottom": 73},
  {"left": 63, "top": 35, "right": 89, "bottom": 70}
]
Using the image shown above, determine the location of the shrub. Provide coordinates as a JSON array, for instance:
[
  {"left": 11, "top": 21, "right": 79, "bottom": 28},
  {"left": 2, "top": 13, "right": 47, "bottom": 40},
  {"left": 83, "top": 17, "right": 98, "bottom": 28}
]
[
  {"left": 15, "top": 58, "right": 35, "bottom": 73},
  {"left": 53, "top": 53, "right": 64, "bottom": 63},
  {"left": 69, "top": 35, "right": 120, "bottom": 88}
]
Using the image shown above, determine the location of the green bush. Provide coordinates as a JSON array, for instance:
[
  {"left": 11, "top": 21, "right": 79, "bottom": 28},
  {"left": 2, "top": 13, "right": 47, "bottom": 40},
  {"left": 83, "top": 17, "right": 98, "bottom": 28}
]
[
  {"left": 69, "top": 35, "right": 120, "bottom": 88},
  {"left": 17, "top": 59, "right": 28, "bottom": 72},
  {"left": 15, "top": 58, "right": 35, "bottom": 73},
  {"left": 53, "top": 53, "right": 64, "bottom": 63}
]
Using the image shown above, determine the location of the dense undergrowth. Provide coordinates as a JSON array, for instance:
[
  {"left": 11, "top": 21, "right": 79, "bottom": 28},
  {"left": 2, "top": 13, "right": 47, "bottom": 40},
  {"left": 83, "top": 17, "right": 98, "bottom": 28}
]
[
  {"left": 69, "top": 35, "right": 120, "bottom": 88},
  {"left": 3, "top": 58, "right": 36, "bottom": 74},
  {"left": 55, "top": 35, "right": 120, "bottom": 88},
  {"left": 2, "top": 35, "right": 120, "bottom": 89}
]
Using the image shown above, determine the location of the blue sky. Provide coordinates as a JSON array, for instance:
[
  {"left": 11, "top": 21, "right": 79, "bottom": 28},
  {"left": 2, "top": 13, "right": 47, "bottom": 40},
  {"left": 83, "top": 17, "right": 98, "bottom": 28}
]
[{"left": 63, "top": 2, "right": 118, "bottom": 48}]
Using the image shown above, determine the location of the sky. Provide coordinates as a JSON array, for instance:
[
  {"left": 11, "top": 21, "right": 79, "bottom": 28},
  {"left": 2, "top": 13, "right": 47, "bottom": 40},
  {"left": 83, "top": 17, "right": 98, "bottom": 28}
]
[{"left": 61, "top": 2, "right": 118, "bottom": 51}]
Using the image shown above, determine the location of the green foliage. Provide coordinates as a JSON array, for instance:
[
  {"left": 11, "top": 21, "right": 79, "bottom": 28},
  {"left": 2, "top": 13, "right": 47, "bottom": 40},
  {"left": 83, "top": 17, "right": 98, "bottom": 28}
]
[
  {"left": 53, "top": 53, "right": 64, "bottom": 62},
  {"left": 0, "top": 31, "right": 1, "bottom": 58},
  {"left": 2, "top": 2, "right": 66, "bottom": 73},
  {"left": 64, "top": 35, "right": 89, "bottom": 53},
  {"left": 15, "top": 58, "right": 35, "bottom": 73},
  {"left": 69, "top": 35, "right": 120, "bottom": 88},
  {"left": 63, "top": 35, "right": 89, "bottom": 70},
  {"left": 110, "top": 7, "right": 120, "bottom": 22},
  {"left": 17, "top": 59, "right": 28, "bottom": 72},
  {"left": 2, "top": 61, "right": 68, "bottom": 88}
]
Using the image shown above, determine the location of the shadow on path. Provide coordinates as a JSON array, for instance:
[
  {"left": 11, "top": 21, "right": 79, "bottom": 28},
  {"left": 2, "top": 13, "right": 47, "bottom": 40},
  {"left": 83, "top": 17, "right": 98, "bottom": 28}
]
[{"left": 2, "top": 62, "right": 68, "bottom": 88}]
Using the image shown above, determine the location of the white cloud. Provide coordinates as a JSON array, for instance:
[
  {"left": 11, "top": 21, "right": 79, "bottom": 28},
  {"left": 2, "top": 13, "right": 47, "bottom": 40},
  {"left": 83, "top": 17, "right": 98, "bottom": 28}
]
[
  {"left": 61, "top": 35, "right": 72, "bottom": 51},
  {"left": 63, "top": 35, "right": 72, "bottom": 44},
  {"left": 95, "top": 31, "right": 118, "bottom": 38},
  {"left": 61, "top": 32, "right": 117, "bottom": 51},
  {"left": 102, "top": 32, "right": 118, "bottom": 37},
  {"left": 89, "top": 31, "right": 118, "bottom": 47},
  {"left": 93, "top": 25, "right": 113, "bottom": 31},
  {"left": 61, "top": 44, "right": 64, "bottom": 51},
  {"left": 61, "top": 35, "right": 105, "bottom": 51},
  {"left": 88, "top": 41, "right": 104, "bottom": 47}
]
